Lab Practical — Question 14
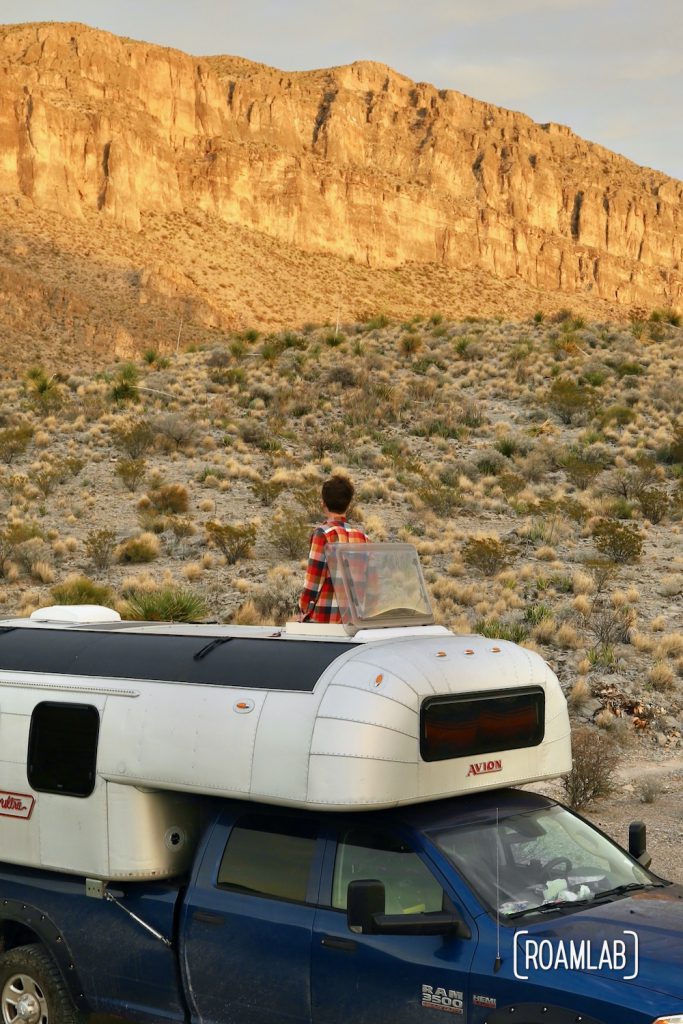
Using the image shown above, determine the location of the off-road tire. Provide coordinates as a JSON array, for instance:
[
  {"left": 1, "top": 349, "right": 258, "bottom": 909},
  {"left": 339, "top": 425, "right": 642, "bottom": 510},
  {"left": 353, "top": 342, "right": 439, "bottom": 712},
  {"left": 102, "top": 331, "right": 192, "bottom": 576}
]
[{"left": 0, "top": 944, "right": 83, "bottom": 1024}]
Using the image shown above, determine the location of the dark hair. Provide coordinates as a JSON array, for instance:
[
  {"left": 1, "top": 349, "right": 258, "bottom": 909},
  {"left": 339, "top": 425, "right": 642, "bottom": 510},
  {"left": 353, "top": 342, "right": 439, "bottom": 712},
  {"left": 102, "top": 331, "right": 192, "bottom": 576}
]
[{"left": 322, "top": 474, "right": 354, "bottom": 514}]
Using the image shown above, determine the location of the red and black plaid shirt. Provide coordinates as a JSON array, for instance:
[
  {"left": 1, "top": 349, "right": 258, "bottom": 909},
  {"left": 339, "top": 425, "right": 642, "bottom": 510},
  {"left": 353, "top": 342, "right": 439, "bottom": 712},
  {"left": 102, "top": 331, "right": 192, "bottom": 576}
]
[{"left": 298, "top": 515, "right": 370, "bottom": 623}]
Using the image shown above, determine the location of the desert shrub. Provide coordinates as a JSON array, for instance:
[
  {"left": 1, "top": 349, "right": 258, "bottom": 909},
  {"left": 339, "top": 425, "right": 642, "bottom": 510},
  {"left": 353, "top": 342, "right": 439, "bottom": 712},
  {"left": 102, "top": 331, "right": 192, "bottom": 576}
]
[
  {"left": 592, "top": 519, "right": 643, "bottom": 562},
  {"left": 562, "top": 726, "right": 619, "bottom": 809},
  {"left": 269, "top": 511, "right": 311, "bottom": 559},
  {"left": 51, "top": 575, "right": 114, "bottom": 606},
  {"left": 400, "top": 332, "right": 422, "bottom": 355},
  {"left": 30, "top": 467, "right": 60, "bottom": 497},
  {"left": 116, "top": 458, "right": 147, "bottom": 491},
  {"left": 417, "top": 482, "right": 461, "bottom": 516},
  {"left": 638, "top": 777, "right": 663, "bottom": 804},
  {"left": 476, "top": 450, "right": 507, "bottom": 477},
  {"left": 147, "top": 483, "right": 190, "bottom": 514},
  {"left": 650, "top": 307, "right": 681, "bottom": 326},
  {"left": 238, "top": 420, "right": 276, "bottom": 450},
  {"left": 0, "top": 522, "right": 46, "bottom": 574},
  {"left": 458, "top": 402, "right": 485, "bottom": 428},
  {"left": 111, "top": 420, "right": 155, "bottom": 458},
  {"left": 558, "top": 452, "right": 603, "bottom": 490},
  {"left": 123, "top": 587, "right": 207, "bottom": 622},
  {"left": 473, "top": 618, "right": 529, "bottom": 643},
  {"left": 494, "top": 437, "right": 524, "bottom": 459},
  {"left": 656, "top": 427, "right": 683, "bottom": 466},
  {"left": 0, "top": 425, "right": 33, "bottom": 464},
  {"left": 152, "top": 413, "right": 197, "bottom": 450},
  {"left": 588, "top": 607, "right": 633, "bottom": 647},
  {"left": 365, "top": 313, "right": 389, "bottom": 330},
  {"left": 250, "top": 477, "right": 287, "bottom": 506},
  {"left": 206, "top": 522, "right": 257, "bottom": 564},
  {"left": 327, "top": 365, "right": 357, "bottom": 387},
  {"left": 84, "top": 528, "right": 117, "bottom": 570},
  {"left": 463, "top": 537, "right": 514, "bottom": 575},
  {"left": 638, "top": 487, "right": 670, "bottom": 524},
  {"left": 600, "top": 405, "right": 636, "bottom": 427},
  {"left": 116, "top": 532, "right": 160, "bottom": 563},
  {"left": 251, "top": 573, "right": 301, "bottom": 623},
  {"left": 498, "top": 472, "right": 526, "bottom": 496},
  {"left": 110, "top": 363, "right": 140, "bottom": 403},
  {"left": 547, "top": 379, "right": 597, "bottom": 424}
]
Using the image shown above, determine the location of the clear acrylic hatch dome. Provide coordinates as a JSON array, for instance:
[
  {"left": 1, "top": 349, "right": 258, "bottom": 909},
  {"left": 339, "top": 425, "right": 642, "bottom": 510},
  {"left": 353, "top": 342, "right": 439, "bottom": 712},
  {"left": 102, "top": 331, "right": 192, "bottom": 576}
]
[{"left": 326, "top": 542, "right": 435, "bottom": 635}]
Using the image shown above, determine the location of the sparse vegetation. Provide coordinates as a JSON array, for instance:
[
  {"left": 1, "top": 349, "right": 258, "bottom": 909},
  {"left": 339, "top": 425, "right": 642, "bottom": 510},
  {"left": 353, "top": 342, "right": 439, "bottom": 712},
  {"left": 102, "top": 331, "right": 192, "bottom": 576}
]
[{"left": 563, "top": 727, "right": 619, "bottom": 809}]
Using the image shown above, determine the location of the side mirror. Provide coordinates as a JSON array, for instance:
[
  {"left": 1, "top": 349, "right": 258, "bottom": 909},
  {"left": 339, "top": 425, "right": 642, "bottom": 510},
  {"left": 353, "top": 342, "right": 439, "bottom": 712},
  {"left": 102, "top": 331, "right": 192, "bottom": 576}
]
[
  {"left": 346, "top": 880, "right": 470, "bottom": 939},
  {"left": 628, "top": 821, "right": 652, "bottom": 869},
  {"left": 347, "top": 879, "right": 385, "bottom": 933}
]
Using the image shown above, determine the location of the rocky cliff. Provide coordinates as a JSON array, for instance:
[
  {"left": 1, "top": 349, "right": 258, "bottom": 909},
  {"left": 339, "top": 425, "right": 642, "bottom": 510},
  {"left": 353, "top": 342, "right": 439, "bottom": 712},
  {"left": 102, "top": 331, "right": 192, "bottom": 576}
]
[{"left": 0, "top": 20, "right": 681, "bottom": 358}]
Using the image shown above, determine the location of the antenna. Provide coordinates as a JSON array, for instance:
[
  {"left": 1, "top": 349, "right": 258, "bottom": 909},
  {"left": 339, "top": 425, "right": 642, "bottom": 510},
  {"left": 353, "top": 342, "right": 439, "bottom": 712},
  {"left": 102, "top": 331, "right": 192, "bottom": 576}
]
[{"left": 494, "top": 806, "right": 502, "bottom": 972}]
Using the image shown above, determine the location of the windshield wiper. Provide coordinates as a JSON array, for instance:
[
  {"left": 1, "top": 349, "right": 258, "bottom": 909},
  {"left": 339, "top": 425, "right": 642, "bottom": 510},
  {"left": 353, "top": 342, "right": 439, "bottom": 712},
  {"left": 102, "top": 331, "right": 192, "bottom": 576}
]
[
  {"left": 505, "top": 882, "right": 665, "bottom": 921},
  {"left": 591, "top": 882, "right": 664, "bottom": 901}
]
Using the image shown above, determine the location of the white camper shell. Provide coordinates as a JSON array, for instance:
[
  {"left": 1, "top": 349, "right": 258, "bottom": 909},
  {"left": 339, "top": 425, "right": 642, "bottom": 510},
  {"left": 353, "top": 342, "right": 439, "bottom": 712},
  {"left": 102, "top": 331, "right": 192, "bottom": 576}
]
[{"left": 0, "top": 544, "right": 572, "bottom": 881}]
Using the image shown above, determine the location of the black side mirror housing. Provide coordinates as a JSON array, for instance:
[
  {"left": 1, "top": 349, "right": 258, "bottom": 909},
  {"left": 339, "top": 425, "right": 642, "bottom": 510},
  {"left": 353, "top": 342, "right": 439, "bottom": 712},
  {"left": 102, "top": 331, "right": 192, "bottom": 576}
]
[
  {"left": 629, "top": 821, "right": 652, "bottom": 869},
  {"left": 347, "top": 879, "right": 385, "bottom": 933},
  {"left": 346, "top": 879, "right": 470, "bottom": 939}
]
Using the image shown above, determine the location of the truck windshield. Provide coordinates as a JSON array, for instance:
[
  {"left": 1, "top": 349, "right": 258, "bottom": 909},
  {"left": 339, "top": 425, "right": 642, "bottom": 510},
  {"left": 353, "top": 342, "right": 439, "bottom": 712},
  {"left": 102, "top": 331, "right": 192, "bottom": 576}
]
[{"left": 431, "top": 804, "right": 660, "bottom": 920}]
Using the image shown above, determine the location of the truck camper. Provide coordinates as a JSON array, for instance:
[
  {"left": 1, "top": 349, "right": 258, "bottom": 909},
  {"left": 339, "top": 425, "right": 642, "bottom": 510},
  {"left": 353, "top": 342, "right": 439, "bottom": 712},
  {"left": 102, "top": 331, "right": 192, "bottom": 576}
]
[
  {"left": 0, "top": 544, "right": 570, "bottom": 880},
  {"left": 3, "top": 544, "right": 681, "bottom": 1024}
]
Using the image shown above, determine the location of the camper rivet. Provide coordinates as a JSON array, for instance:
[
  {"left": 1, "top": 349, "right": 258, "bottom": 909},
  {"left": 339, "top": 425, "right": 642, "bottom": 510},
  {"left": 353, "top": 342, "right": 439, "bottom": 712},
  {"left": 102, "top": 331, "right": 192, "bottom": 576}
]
[
  {"left": 56, "top": 937, "right": 61, "bottom": 942},
  {"left": 374, "top": 674, "right": 383, "bottom": 686},
  {"left": 69, "top": 963, "right": 74, "bottom": 970},
  {"left": 491, "top": 646, "right": 501, "bottom": 653},
  {"left": 40, "top": 915, "right": 45, "bottom": 920},
  {"left": 436, "top": 651, "right": 446, "bottom": 658},
  {"left": 464, "top": 649, "right": 475, "bottom": 656}
]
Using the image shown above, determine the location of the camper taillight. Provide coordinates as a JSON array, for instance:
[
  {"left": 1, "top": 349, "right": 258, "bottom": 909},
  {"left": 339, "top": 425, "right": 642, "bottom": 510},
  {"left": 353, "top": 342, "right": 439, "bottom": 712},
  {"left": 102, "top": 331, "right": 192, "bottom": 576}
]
[{"left": 420, "top": 687, "right": 545, "bottom": 763}]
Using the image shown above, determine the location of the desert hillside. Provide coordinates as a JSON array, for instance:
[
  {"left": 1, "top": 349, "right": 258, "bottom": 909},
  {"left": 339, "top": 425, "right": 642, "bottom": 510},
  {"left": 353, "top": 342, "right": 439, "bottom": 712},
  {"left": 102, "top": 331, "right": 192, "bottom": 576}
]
[
  {"left": 0, "top": 21, "right": 682, "bottom": 368},
  {"left": 1, "top": 311, "right": 682, "bottom": 866}
]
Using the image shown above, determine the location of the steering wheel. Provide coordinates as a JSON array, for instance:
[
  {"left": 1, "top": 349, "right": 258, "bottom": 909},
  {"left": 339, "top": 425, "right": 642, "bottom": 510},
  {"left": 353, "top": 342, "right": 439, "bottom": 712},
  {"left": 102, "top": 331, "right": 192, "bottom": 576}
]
[{"left": 543, "top": 856, "right": 573, "bottom": 877}]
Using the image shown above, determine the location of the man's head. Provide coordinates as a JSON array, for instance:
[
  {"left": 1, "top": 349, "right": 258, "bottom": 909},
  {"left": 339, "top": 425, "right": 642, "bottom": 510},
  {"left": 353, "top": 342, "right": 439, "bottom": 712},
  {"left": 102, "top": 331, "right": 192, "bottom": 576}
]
[{"left": 322, "top": 474, "right": 354, "bottom": 515}]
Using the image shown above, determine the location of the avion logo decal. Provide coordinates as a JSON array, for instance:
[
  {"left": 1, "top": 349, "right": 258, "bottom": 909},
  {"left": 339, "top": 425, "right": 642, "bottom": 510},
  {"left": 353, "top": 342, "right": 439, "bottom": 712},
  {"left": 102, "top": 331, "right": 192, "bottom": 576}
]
[
  {"left": 0, "top": 791, "right": 35, "bottom": 820},
  {"left": 466, "top": 759, "right": 502, "bottom": 778}
]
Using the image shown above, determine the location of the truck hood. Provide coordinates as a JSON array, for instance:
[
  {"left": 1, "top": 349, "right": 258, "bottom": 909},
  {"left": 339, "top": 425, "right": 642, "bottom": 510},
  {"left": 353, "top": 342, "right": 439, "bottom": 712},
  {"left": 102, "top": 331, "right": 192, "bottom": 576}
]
[{"left": 516, "top": 884, "right": 683, "bottom": 999}]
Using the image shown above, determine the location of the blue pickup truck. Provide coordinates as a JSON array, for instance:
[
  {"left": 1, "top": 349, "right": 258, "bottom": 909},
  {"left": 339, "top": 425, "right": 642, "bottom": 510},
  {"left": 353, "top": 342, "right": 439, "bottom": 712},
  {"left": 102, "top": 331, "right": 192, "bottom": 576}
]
[{"left": 1, "top": 788, "right": 682, "bottom": 1024}]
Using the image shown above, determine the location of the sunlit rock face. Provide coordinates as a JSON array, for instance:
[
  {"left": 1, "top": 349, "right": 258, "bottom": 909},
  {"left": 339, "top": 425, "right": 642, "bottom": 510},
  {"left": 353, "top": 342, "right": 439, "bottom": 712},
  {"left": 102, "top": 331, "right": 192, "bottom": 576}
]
[{"left": 1, "top": 20, "right": 682, "bottom": 309}]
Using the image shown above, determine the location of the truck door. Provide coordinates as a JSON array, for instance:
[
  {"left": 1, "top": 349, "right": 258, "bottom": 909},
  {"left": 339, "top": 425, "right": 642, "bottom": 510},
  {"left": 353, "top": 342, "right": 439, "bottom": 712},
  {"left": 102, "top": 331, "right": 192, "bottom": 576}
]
[
  {"left": 312, "top": 825, "right": 476, "bottom": 1024},
  {"left": 182, "top": 812, "right": 324, "bottom": 1024}
]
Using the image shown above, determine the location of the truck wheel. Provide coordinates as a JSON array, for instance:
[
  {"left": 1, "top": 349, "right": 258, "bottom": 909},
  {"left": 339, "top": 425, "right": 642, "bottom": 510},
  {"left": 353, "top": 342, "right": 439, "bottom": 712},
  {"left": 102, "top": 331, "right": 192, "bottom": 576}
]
[{"left": 0, "top": 944, "right": 82, "bottom": 1024}]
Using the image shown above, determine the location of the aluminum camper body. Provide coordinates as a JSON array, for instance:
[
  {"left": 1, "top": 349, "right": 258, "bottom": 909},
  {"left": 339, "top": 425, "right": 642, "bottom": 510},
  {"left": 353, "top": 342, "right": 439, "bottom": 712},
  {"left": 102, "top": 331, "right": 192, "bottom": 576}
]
[{"left": 0, "top": 604, "right": 571, "bottom": 881}]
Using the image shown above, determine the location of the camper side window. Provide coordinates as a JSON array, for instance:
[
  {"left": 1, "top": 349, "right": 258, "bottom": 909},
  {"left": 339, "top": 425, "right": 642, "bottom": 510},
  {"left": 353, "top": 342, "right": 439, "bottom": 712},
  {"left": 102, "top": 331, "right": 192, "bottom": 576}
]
[
  {"left": 28, "top": 702, "right": 100, "bottom": 798},
  {"left": 217, "top": 816, "right": 318, "bottom": 904}
]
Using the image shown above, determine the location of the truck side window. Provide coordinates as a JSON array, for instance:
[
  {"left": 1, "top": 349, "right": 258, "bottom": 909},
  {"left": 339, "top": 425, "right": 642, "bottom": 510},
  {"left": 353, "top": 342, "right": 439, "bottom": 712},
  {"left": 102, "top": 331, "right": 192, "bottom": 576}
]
[
  {"left": 28, "top": 702, "right": 100, "bottom": 797},
  {"left": 332, "top": 828, "right": 444, "bottom": 915},
  {"left": 217, "top": 816, "right": 317, "bottom": 904}
]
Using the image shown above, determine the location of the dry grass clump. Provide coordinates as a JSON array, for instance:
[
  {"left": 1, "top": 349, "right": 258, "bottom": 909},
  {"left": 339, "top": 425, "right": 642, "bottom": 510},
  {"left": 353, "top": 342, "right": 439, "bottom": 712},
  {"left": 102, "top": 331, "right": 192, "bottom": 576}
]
[
  {"left": 647, "top": 662, "right": 676, "bottom": 692},
  {"left": 115, "top": 532, "right": 161, "bottom": 563},
  {"left": 51, "top": 574, "right": 114, "bottom": 606}
]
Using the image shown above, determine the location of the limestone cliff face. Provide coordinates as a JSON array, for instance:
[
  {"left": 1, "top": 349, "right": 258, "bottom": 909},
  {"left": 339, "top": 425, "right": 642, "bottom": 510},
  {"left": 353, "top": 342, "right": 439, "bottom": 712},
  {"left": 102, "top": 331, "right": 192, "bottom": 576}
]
[{"left": 1, "top": 21, "right": 682, "bottom": 309}]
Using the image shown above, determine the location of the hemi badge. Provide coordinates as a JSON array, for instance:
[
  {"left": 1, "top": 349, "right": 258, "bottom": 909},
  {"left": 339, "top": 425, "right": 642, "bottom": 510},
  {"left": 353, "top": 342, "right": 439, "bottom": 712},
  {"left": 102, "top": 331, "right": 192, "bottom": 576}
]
[
  {"left": 234, "top": 700, "right": 255, "bottom": 714},
  {"left": 0, "top": 791, "right": 35, "bottom": 820}
]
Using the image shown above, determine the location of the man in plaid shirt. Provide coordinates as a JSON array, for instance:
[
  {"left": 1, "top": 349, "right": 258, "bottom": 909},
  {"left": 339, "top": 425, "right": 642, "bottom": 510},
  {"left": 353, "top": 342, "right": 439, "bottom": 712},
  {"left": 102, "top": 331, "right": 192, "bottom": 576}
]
[{"left": 298, "top": 474, "right": 369, "bottom": 623}]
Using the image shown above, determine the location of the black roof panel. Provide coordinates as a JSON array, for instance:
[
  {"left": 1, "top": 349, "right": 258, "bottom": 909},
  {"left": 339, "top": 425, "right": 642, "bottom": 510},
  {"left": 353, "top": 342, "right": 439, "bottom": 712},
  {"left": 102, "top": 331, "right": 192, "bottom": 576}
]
[{"left": 0, "top": 628, "right": 354, "bottom": 691}]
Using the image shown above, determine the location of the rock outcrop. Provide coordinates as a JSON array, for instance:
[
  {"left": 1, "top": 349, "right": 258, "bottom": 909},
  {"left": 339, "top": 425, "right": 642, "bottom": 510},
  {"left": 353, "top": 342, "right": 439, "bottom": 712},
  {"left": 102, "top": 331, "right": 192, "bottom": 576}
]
[{"left": 1, "top": 20, "right": 682, "bottom": 320}]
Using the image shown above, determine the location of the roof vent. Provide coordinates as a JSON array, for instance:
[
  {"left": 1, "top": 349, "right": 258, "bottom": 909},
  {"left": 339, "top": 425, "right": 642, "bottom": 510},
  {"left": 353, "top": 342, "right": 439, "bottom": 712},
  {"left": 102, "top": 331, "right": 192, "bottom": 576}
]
[{"left": 30, "top": 605, "right": 122, "bottom": 624}]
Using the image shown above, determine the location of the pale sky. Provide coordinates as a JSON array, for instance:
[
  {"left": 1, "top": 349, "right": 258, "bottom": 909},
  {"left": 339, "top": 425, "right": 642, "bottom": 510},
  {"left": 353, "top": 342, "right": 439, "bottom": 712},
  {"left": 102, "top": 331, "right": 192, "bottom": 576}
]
[{"left": 2, "top": 0, "right": 682, "bottom": 180}]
